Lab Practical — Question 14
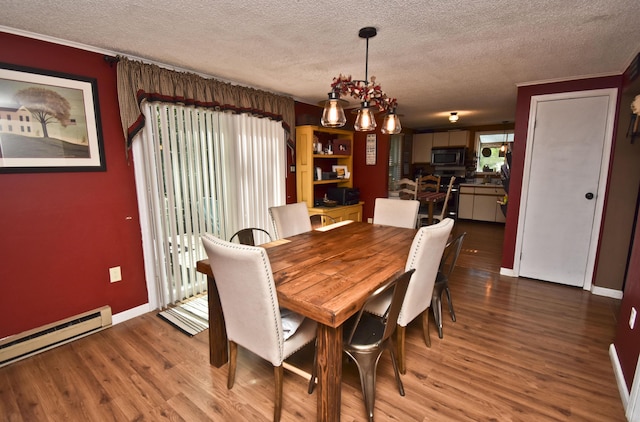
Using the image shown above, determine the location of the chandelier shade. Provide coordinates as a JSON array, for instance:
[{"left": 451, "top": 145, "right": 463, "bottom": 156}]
[
  {"left": 321, "top": 91, "right": 347, "bottom": 128},
  {"left": 354, "top": 102, "right": 376, "bottom": 132},
  {"left": 321, "top": 27, "right": 401, "bottom": 133},
  {"left": 381, "top": 107, "right": 401, "bottom": 134}
]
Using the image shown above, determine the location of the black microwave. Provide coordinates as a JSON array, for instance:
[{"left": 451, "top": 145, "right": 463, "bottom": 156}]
[{"left": 431, "top": 148, "right": 465, "bottom": 166}]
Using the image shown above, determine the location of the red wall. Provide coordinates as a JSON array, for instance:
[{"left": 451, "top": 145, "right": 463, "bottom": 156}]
[
  {"left": 616, "top": 206, "right": 640, "bottom": 391},
  {"left": 0, "top": 32, "right": 148, "bottom": 338},
  {"left": 501, "top": 76, "right": 623, "bottom": 270}
]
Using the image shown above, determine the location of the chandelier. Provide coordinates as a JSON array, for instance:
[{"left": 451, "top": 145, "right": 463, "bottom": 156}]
[{"left": 321, "top": 27, "right": 401, "bottom": 134}]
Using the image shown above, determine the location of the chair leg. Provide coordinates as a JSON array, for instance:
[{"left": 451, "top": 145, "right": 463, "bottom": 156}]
[
  {"left": 227, "top": 341, "right": 238, "bottom": 389},
  {"left": 432, "top": 294, "right": 444, "bottom": 339},
  {"left": 421, "top": 310, "right": 431, "bottom": 348},
  {"left": 445, "top": 286, "right": 456, "bottom": 322},
  {"left": 345, "top": 350, "right": 382, "bottom": 422},
  {"left": 274, "top": 365, "right": 283, "bottom": 422},
  {"left": 308, "top": 339, "right": 318, "bottom": 394},
  {"left": 386, "top": 339, "right": 405, "bottom": 397},
  {"left": 396, "top": 325, "right": 407, "bottom": 374}
]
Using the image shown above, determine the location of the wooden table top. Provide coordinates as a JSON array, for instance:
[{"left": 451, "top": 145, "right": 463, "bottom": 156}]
[
  {"left": 197, "top": 221, "right": 417, "bottom": 327},
  {"left": 416, "top": 191, "right": 447, "bottom": 202}
]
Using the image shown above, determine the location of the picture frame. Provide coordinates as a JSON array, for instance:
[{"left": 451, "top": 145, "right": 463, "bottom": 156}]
[
  {"left": 332, "top": 165, "right": 349, "bottom": 179},
  {"left": 0, "top": 63, "right": 105, "bottom": 173}
]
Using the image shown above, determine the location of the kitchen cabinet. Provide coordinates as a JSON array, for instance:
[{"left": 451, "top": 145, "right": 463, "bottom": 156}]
[
  {"left": 458, "top": 184, "right": 506, "bottom": 222},
  {"left": 296, "top": 125, "right": 362, "bottom": 221},
  {"left": 433, "top": 130, "right": 469, "bottom": 148},
  {"left": 412, "top": 133, "right": 433, "bottom": 163},
  {"left": 413, "top": 131, "right": 470, "bottom": 163}
]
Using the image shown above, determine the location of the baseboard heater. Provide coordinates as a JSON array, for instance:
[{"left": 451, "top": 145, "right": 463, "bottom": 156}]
[{"left": 0, "top": 305, "right": 112, "bottom": 367}]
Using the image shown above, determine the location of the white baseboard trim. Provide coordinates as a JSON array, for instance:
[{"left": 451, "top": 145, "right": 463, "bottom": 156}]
[
  {"left": 592, "top": 286, "right": 623, "bottom": 299},
  {"left": 499, "top": 267, "right": 517, "bottom": 277},
  {"left": 112, "top": 303, "right": 152, "bottom": 325},
  {"left": 610, "top": 343, "right": 630, "bottom": 411}
]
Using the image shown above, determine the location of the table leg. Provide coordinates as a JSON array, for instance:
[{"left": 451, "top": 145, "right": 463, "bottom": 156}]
[
  {"left": 316, "top": 324, "right": 342, "bottom": 422},
  {"left": 206, "top": 275, "right": 228, "bottom": 367}
]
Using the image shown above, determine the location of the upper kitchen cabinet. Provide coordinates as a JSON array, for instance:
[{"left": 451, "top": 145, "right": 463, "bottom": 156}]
[
  {"left": 412, "top": 133, "right": 433, "bottom": 163},
  {"left": 412, "top": 130, "right": 470, "bottom": 163},
  {"left": 433, "top": 130, "right": 470, "bottom": 148}
]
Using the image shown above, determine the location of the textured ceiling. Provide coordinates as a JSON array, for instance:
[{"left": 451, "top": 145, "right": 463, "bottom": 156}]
[{"left": 2, "top": 0, "right": 640, "bottom": 130}]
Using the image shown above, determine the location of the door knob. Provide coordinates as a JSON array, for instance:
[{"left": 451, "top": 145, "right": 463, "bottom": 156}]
[{"left": 585, "top": 192, "right": 594, "bottom": 200}]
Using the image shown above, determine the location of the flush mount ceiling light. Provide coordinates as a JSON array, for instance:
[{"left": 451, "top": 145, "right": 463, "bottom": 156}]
[
  {"left": 449, "top": 112, "right": 459, "bottom": 123},
  {"left": 321, "top": 26, "right": 401, "bottom": 134}
]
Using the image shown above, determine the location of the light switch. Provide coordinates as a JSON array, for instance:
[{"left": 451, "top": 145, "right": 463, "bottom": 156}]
[
  {"left": 630, "top": 307, "right": 637, "bottom": 330},
  {"left": 109, "top": 266, "right": 122, "bottom": 283}
]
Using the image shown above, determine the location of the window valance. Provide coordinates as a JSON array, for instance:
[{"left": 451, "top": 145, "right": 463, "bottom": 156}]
[{"left": 116, "top": 56, "right": 295, "bottom": 150}]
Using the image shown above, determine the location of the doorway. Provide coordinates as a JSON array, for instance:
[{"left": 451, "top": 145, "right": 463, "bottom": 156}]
[{"left": 515, "top": 88, "right": 618, "bottom": 288}]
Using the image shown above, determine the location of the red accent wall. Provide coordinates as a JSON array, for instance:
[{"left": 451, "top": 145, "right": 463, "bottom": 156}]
[
  {"left": 0, "top": 32, "right": 148, "bottom": 338},
  {"left": 501, "top": 76, "right": 623, "bottom": 270},
  {"left": 616, "top": 206, "right": 640, "bottom": 391}
]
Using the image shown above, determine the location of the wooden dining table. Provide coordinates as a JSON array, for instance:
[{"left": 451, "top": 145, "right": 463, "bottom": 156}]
[
  {"left": 196, "top": 221, "right": 417, "bottom": 421},
  {"left": 416, "top": 190, "right": 447, "bottom": 225}
]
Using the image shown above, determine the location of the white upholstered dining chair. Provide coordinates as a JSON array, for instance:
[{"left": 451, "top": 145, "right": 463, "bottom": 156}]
[
  {"left": 372, "top": 197, "right": 420, "bottom": 229},
  {"left": 364, "top": 218, "right": 454, "bottom": 373},
  {"left": 269, "top": 202, "right": 313, "bottom": 239},
  {"left": 201, "top": 233, "right": 317, "bottom": 422}
]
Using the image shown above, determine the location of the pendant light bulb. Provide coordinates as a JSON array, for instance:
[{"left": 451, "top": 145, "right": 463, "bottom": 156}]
[
  {"left": 381, "top": 108, "right": 401, "bottom": 134},
  {"left": 354, "top": 102, "right": 376, "bottom": 132},
  {"left": 321, "top": 92, "right": 347, "bottom": 128}
]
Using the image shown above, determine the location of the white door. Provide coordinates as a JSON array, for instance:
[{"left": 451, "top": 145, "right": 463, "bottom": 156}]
[{"left": 516, "top": 89, "right": 617, "bottom": 288}]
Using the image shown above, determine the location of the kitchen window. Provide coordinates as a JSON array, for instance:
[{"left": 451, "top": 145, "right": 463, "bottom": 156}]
[{"left": 475, "top": 130, "right": 513, "bottom": 172}]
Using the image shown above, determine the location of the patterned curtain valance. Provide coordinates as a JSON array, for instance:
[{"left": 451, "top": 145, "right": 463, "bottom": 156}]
[{"left": 116, "top": 56, "right": 295, "bottom": 150}]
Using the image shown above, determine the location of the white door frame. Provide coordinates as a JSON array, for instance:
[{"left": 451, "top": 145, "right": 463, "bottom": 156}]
[{"left": 513, "top": 88, "right": 618, "bottom": 291}]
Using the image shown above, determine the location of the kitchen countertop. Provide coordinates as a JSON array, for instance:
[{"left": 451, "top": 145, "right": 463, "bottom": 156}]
[{"left": 459, "top": 181, "right": 503, "bottom": 187}]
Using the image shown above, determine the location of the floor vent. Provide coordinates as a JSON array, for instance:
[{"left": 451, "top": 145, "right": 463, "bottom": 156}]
[{"left": 0, "top": 306, "right": 112, "bottom": 367}]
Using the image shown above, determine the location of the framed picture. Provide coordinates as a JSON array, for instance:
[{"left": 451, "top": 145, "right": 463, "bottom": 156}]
[
  {"left": 366, "top": 134, "right": 376, "bottom": 165},
  {"left": 332, "top": 165, "right": 350, "bottom": 179},
  {"left": 0, "top": 63, "right": 105, "bottom": 173}
]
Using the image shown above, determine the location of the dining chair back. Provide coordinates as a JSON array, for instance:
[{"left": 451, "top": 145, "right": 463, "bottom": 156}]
[
  {"left": 372, "top": 197, "right": 420, "bottom": 229},
  {"left": 417, "top": 174, "right": 441, "bottom": 193},
  {"left": 229, "top": 227, "right": 273, "bottom": 246},
  {"left": 364, "top": 218, "right": 454, "bottom": 373},
  {"left": 309, "top": 214, "right": 337, "bottom": 229},
  {"left": 432, "top": 232, "right": 466, "bottom": 338},
  {"left": 431, "top": 176, "right": 456, "bottom": 224},
  {"left": 201, "top": 233, "right": 317, "bottom": 422},
  {"left": 396, "top": 178, "right": 418, "bottom": 200},
  {"left": 309, "top": 269, "right": 414, "bottom": 422},
  {"left": 268, "top": 202, "right": 312, "bottom": 239}
]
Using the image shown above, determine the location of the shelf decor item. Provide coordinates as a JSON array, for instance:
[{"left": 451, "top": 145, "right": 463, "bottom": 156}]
[{"left": 320, "top": 27, "right": 401, "bottom": 135}]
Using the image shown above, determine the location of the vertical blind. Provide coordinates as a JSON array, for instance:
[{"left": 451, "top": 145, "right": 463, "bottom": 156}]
[
  {"left": 133, "top": 102, "right": 286, "bottom": 308},
  {"left": 388, "top": 134, "right": 403, "bottom": 190}
]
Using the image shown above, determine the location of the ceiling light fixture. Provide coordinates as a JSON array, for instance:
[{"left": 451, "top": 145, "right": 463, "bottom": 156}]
[
  {"left": 321, "top": 27, "right": 401, "bottom": 134},
  {"left": 449, "top": 112, "right": 459, "bottom": 123}
]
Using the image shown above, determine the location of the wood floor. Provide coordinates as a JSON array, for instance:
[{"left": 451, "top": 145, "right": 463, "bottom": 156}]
[{"left": 0, "top": 221, "right": 626, "bottom": 421}]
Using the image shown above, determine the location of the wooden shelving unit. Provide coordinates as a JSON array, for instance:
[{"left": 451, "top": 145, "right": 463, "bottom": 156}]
[{"left": 295, "top": 125, "right": 362, "bottom": 222}]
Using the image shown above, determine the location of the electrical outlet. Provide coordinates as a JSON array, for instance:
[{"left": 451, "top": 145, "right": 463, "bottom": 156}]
[
  {"left": 630, "top": 307, "right": 637, "bottom": 330},
  {"left": 367, "top": 218, "right": 373, "bottom": 224},
  {"left": 109, "top": 266, "right": 122, "bottom": 283}
]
